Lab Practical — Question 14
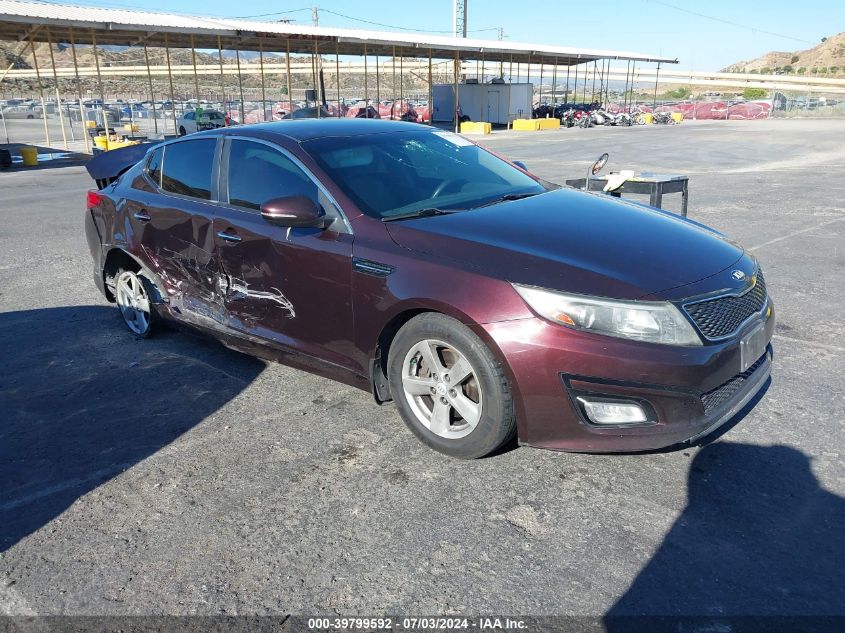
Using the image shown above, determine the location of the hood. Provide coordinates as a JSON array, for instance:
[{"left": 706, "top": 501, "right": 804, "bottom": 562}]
[{"left": 386, "top": 188, "right": 745, "bottom": 300}]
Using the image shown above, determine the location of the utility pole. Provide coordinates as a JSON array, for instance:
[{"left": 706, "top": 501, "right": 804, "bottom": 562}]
[
  {"left": 497, "top": 27, "right": 504, "bottom": 41},
  {"left": 453, "top": 0, "right": 467, "bottom": 37},
  {"left": 312, "top": 6, "right": 319, "bottom": 27}
]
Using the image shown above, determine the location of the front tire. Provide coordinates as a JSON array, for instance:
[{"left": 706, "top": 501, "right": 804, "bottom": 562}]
[
  {"left": 387, "top": 313, "right": 516, "bottom": 459},
  {"left": 178, "top": 126, "right": 187, "bottom": 136}
]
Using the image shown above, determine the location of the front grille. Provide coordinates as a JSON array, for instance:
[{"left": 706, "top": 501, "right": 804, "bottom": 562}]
[
  {"left": 701, "top": 352, "right": 768, "bottom": 414},
  {"left": 684, "top": 273, "right": 767, "bottom": 340}
]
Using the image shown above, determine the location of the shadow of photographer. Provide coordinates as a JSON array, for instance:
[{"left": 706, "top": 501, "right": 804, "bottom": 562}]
[
  {"left": 605, "top": 441, "right": 845, "bottom": 629},
  {"left": 0, "top": 305, "right": 264, "bottom": 552}
]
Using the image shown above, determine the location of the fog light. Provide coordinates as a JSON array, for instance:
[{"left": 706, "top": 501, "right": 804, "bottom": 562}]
[{"left": 576, "top": 397, "right": 648, "bottom": 425}]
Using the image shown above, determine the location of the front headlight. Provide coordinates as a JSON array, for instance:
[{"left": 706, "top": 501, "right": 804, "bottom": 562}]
[{"left": 513, "top": 284, "right": 702, "bottom": 346}]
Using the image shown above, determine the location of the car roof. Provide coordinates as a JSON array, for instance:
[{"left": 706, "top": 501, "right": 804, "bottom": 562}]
[{"left": 200, "top": 119, "right": 429, "bottom": 142}]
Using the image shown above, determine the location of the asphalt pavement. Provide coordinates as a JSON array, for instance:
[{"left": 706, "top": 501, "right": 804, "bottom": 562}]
[{"left": 1, "top": 119, "right": 843, "bottom": 620}]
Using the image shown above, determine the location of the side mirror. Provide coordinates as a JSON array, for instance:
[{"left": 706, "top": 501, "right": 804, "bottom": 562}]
[
  {"left": 591, "top": 152, "right": 609, "bottom": 176},
  {"left": 260, "top": 196, "right": 328, "bottom": 228},
  {"left": 513, "top": 160, "right": 529, "bottom": 172}
]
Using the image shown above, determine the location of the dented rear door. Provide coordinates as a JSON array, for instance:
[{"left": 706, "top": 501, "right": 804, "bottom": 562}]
[{"left": 139, "top": 137, "right": 223, "bottom": 324}]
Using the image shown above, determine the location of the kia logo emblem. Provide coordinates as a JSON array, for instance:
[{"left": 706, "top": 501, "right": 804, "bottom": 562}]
[{"left": 731, "top": 270, "right": 746, "bottom": 281}]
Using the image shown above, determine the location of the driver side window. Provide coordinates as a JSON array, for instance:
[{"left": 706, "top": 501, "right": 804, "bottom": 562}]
[{"left": 226, "top": 140, "right": 319, "bottom": 212}]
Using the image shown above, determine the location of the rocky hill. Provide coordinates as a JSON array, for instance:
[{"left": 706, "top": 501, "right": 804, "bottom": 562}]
[{"left": 722, "top": 32, "right": 845, "bottom": 75}]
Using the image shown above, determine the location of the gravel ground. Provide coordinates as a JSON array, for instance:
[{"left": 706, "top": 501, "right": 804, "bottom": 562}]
[{"left": 1, "top": 119, "right": 843, "bottom": 620}]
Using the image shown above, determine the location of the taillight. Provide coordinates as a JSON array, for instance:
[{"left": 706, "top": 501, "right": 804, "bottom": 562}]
[
  {"left": 225, "top": 115, "right": 231, "bottom": 125},
  {"left": 87, "top": 189, "right": 104, "bottom": 209}
]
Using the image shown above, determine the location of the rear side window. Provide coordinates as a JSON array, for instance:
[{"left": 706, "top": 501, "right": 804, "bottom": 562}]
[
  {"left": 161, "top": 139, "right": 216, "bottom": 200},
  {"left": 227, "top": 140, "right": 317, "bottom": 211},
  {"left": 146, "top": 146, "right": 163, "bottom": 187}
]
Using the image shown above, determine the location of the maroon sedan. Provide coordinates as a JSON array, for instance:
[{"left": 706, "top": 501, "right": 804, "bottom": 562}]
[{"left": 84, "top": 120, "right": 773, "bottom": 458}]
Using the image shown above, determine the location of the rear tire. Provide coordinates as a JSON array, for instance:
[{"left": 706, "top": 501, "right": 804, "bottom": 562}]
[
  {"left": 114, "top": 269, "right": 157, "bottom": 338},
  {"left": 387, "top": 313, "right": 516, "bottom": 459},
  {"left": 178, "top": 126, "right": 187, "bottom": 136}
]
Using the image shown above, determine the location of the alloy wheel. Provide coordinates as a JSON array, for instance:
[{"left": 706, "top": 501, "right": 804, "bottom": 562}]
[
  {"left": 115, "top": 270, "right": 151, "bottom": 335},
  {"left": 401, "top": 339, "right": 482, "bottom": 439}
]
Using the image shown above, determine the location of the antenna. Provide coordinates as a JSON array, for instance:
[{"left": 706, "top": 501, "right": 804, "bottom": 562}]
[{"left": 453, "top": 0, "right": 467, "bottom": 38}]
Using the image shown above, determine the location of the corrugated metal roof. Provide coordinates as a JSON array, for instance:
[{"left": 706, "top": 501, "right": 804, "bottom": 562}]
[{"left": 0, "top": 0, "right": 677, "bottom": 65}]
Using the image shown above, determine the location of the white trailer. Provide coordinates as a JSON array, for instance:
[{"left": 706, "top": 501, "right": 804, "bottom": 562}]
[{"left": 431, "top": 82, "right": 533, "bottom": 125}]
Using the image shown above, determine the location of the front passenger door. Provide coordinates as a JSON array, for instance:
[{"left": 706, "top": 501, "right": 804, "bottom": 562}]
[{"left": 212, "top": 138, "right": 356, "bottom": 372}]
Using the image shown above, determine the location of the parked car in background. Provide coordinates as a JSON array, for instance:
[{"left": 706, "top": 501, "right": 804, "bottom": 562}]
[
  {"left": 282, "top": 105, "right": 333, "bottom": 120},
  {"left": 84, "top": 120, "right": 774, "bottom": 459},
  {"left": 177, "top": 109, "right": 234, "bottom": 135},
  {"left": 1, "top": 105, "right": 42, "bottom": 119},
  {"left": 121, "top": 103, "right": 149, "bottom": 119}
]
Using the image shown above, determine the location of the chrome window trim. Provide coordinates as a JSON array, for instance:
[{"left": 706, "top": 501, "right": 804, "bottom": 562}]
[
  {"left": 140, "top": 136, "right": 223, "bottom": 204},
  {"left": 221, "top": 134, "right": 353, "bottom": 235}
]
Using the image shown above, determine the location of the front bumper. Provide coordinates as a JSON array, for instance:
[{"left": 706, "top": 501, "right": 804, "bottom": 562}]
[{"left": 481, "top": 305, "right": 774, "bottom": 452}]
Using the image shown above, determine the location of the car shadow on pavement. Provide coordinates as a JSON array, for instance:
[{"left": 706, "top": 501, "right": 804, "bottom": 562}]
[
  {"left": 604, "top": 441, "right": 845, "bottom": 630},
  {"left": 0, "top": 305, "right": 265, "bottom": 552}
]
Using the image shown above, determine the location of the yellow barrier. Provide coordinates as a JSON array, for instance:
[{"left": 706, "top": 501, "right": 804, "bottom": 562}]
[
  {"left": 641, "top": 112, "right": 654, "bottom": 124},
  {"left": 19, "top": 146, "right": 38, "bottom": 166},
  {"left": 86, "top": 121, "right": 97, "bottom": 129},
  {"left": 93, "top": 135, "right": 141, "bottom": 151},
  {"left": 123, "top": 124, "right": 140, "bottom": 133},
  {"left": 513, "top": 119, "right": 540, "bottom": 131},
  {"left": 537, "top": 118, "right": 560, "bottom": 130},
  {"left": 460, "top": 121, "right": 492, "bottom": 134},
  {"left": 671, "top": 112, "right": 684, "bottom": 123}
]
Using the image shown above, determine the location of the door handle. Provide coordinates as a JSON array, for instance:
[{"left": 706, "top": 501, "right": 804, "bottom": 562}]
[
  {"left": 216, "top": 230, "right": 242, "bottom": 243},
  {"left": 133, "top": 210, "right": 151, "bottom": 222}
]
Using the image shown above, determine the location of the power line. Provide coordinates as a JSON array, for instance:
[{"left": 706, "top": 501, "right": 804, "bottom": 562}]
[
  {"left": 647, "top": 0, "right": 816, "bottom": 45},
  {"left": 318, "top": 8, "right": 499, "bottom": 35},
  {"left": 234, "top": 8, "right": 312, "bottom": 19}
]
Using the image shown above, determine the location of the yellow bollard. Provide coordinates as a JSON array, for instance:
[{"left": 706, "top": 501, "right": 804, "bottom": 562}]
[{"left": 20, "top": 146, "right": 39, "bottom": 166}]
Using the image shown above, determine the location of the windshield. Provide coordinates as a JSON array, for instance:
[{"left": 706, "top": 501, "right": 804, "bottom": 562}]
[{"left": 302, "top": 130, "right": 547, "bottom": 220}]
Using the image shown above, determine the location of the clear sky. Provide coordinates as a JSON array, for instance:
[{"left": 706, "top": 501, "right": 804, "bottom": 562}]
[{"left": 40, "top": 0, "right": 840, "bottom": 70}]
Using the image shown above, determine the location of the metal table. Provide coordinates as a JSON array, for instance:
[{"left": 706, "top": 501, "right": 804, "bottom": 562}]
[{"left": 565, "top": 173, "right": 689, "bottom": 216}]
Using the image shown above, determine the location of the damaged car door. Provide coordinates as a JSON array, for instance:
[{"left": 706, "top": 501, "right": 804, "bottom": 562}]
[
  {"left": 137, "top": 137, "right": 223, "bottom": 324},
  {"left": 212, "top": 137, "right": 356, "bottom": 371}
]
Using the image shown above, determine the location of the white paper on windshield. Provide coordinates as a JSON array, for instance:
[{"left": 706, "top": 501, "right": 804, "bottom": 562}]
[{"left": 432, "top": 131, "right": 474, "bottom": 147}]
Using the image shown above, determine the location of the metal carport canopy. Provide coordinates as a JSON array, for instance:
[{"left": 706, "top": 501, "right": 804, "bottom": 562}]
[{"left": 0, "top": 0, "right": 677, "bottom": 65}]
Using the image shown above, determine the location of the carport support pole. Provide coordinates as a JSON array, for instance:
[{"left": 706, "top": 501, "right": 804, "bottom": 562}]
[
  {"left": 235, "top": 48, "right": 246, "bottom": 124},
  {"left": 91, "top": 30, "right": 108, "bottom": 141},
  {"left": 143, "top": 44, "right": 158, "bottom": 135},
  {"left": 375, "top": 54, "right": 380, "bottom": 105},
  {"left": 399, "top": 49, "right": 404, "bottom": 116},
  {"left": 551, "top": 58, "right": 557, "bottom": 106},
  {"left": 286, "top": 40, "right": 293, "bottom": 116},
  {"left": 217, "top": 36, "right": 226, "bottom": 115},
  {"left": 538, "top": 64, "right": 543, "bottom": 108},
  {"left": 391, "top": 47, "right": 396, "bottom": 119},
  {"left": 653, "top": 62, "right": 661, "bottom": 109},
  {"left": 190, "top": 35, "right": 200, "bottom": 107},
  {"left": 163, "top": 33, "right": 177, "bottom": 136},
  {"left": 259, "top": 40, "right": 268, "bottom": 121},
  {"left": 453, "top": 50, "right": 459, "bottom": 133},
  {"left": 334, "top": 41, "right": 340, "bottom": 119},
  {"left": 620, "top": 61, "right": 627, "bottom": 110},
  {"left": 427, "top": 49, "right": 433, "bottom": 125},
  {"left": 335, "top": 41, "right": 341, "bottom": 118},
  {"left": 46, "top": 28, "right": 68, "bottom": 150},
  {"left": 572, "top": 65, "right": 578, "bottom": 105},
  {"left": 69, "top": 28, "right": 90, "bottom": 154},
  {"left": 28, "top": 36, "right": 50, "bottom": 146},
  {"left": 363, "top": 44, "right": 369, "bottom": 106},
  {"left": 565, "top": 64, "right": 570, "bottom": 103}
]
